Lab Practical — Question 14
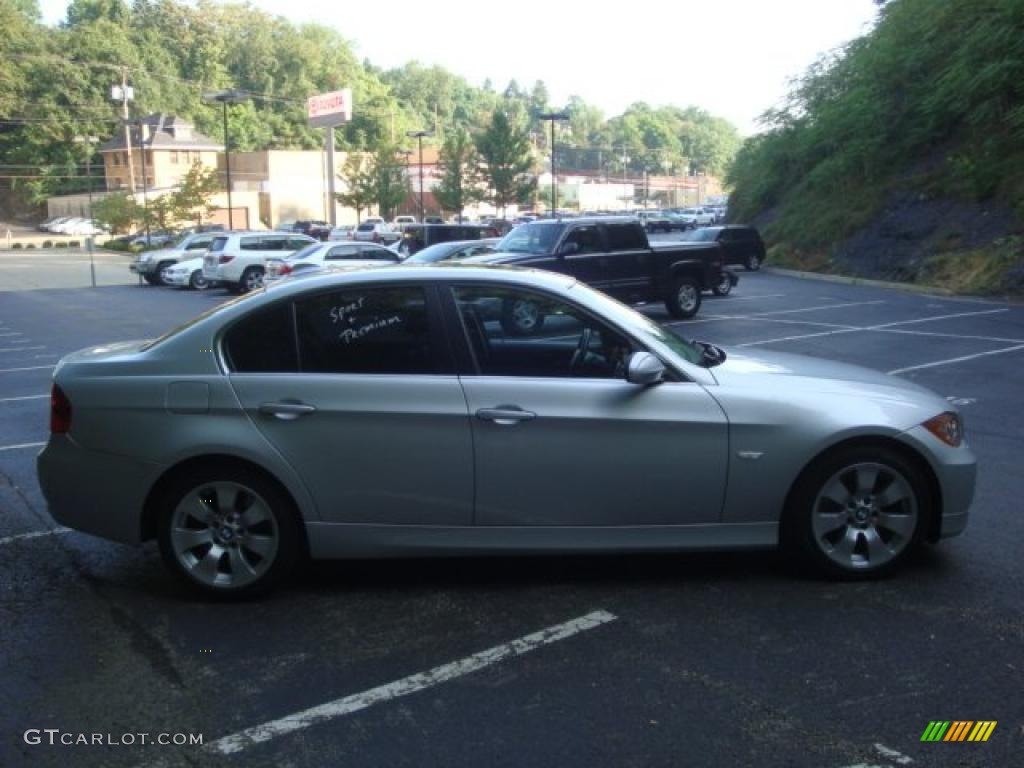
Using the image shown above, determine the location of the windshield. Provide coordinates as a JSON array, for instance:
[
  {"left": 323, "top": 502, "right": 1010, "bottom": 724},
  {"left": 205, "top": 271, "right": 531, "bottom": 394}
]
[
  {"left": 496, "top": 222, "right": 565, "bottom": 254},
  {"left": 682, "top": 228, "right": 719, "bottom": 242}
]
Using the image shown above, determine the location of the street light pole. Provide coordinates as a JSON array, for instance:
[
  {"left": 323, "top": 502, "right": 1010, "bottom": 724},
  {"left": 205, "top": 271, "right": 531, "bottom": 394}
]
[
  {"left": 137, "top": 123, "right": 151, "bottom": 245},
  {"left": 204, "top": 89, "right": 250, "bottom": 230},
  {"left": 537, "top": 111, "right": 569, "bottom": 214},
  {"left": 406, "top": 130, "right": 433, "bottom": 223}
]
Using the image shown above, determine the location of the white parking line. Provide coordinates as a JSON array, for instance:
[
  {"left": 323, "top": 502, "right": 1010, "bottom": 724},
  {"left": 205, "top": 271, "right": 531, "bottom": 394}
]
[
  {"left": 0, "top": 332, "right": 24, "bottom": 337},
  {"left": 888, "top": 343, "right": 1024, "bottom": 375},
  {"left": 875, "top": 743, "right": 913, "bottom": 764},
  {"left": 0, "top": 441, "right": 46, "bottom": 452},
  {"left": 0, "top": 527, "right": 70, "bottom": 546},
  {"left": 0, "top": 365, "right": 54, "bottom": 373},
  {"left": 737, "top": 307, "right": 1013, "bottom": 348},
  {"left": 682, "top": 300, "right": 886, "bottom": 325},
  {"left": 211, "top": 609, "right": 618, "bottom": 755},
  {"left": 716, "top": 293, "right": 787, "bottom": 301},
  {"left": 0, "top": 394, "right": 48, "bottom": 403},
  {"left": 0, "top": 345, "right": 45, "bottom": 353}
]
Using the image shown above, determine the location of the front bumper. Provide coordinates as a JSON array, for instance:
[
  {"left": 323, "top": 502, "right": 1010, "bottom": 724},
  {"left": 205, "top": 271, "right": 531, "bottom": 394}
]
[
  {"left": 37, "top": 435, "right": 164, "bottom": 544},
  {"left": 163, "top": 271, "right": 190, "bottom": 287},
  {"left": 896, "top": 425, "right": 977, "bottom": 539},
  {"left": 129, "top": 259, "right": 156, "bottom": 275}
]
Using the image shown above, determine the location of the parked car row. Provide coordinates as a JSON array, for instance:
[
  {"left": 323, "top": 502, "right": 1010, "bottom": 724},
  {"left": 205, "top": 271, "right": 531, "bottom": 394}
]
[{"left": 37, "top": 216, "right": 109, "bottom": 236}]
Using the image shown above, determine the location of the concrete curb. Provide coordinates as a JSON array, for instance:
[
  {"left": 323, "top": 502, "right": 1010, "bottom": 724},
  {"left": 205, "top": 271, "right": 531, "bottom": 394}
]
[{"left": 762, "top": 266, "right": 957, "bottom": 296}]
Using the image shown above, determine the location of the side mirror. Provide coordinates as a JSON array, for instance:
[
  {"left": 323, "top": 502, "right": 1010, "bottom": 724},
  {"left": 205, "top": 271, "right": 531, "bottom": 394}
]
[
  {"left": 559, "top": 241, "right": 579, "bottom": 257},
  {"left": 626, "top": 351, "right": 665, "bottom": 386}
]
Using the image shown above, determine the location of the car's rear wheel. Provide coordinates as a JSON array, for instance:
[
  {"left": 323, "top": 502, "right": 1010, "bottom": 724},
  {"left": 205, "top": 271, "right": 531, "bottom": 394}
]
[
  {"left": 711, "top": 272, "right": 733, "bottom": 296},
  {"left": 189, "top": 270, "right": 210, "bottom": 291},
  {"left": 239, "top": 267, "right": 264, "bottom": 293},
  {"left": 157, "top": 466, "right": 301, "bottom": 598},
  {"left": 501, "top": 297, "right": 546, "bottom": 335},
  {"left": 783, "top": 445, "right": 929, "bottom": 579},
  {"left": 745, "top": 253, "right": 761, "bottom": 271},
  {"left": 664, "top": 275, "right": 702, "bottom": 319}
]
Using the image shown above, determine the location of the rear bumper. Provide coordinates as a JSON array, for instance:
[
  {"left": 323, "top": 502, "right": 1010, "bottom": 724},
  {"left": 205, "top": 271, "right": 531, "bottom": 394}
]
[{"left": 37, "top": 436, "right": 164, "bottom": 544}]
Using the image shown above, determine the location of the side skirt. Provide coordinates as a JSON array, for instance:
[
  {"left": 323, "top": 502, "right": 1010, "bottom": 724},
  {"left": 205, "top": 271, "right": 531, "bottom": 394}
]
[{"left": 305, "top": 522, "right": 779, "bottom": 560}]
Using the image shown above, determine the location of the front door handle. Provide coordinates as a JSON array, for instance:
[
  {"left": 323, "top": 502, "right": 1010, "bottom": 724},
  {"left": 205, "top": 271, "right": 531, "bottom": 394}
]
[
  {"left": 476, "top": 407, "right": 536, "bottom": 425},
  {"left": 259, "top": 401, "right": 316, "bottom": 420}
]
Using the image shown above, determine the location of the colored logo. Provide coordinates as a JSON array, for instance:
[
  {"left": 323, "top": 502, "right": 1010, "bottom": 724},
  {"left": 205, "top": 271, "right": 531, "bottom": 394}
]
[{"left": 921, "top": 721, "right": 996, "bottom": 742}]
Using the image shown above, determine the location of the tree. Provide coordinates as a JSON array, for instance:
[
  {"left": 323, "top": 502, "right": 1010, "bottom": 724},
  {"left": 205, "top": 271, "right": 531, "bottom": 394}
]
[
  {"left": 371, "top": 143, "right": 406, "bottom": 221},
  {"left": 476, "top": 109, "right": 535, "bottom": 217},
  {"left": 92, "top": 191, "right": 142, "bottom": 233},
  {"left": 434, "top": 128, "right": 484, "bottom": 219},
  {"left": 170, "top": 162, "right": 221, "bottom": 225},
  {"left": 336, "top": 152, "right": 376, "bottom": 222}
]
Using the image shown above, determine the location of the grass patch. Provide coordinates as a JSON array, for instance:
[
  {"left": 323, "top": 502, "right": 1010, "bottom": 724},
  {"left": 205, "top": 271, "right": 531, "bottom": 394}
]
[{"left": 918, "top": 236, "right": 1024, "bottom": 294}]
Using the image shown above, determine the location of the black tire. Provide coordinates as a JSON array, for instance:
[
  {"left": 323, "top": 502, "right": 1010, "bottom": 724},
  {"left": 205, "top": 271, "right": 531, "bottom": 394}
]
[
  {"left": 155, "top": 261, "right": 175, "bottom": 286},
  {"left": 711, "top": 272, "right": 733, "bottom": 296},
  {"left": 189, "top": 270, "right": 210, "bottom": 291},
  {"left": 143, "top": 273, "right": 161, "bottom": 286},
  {"left": 664, "top": 274, "right": 702, "bottom": 319},
  {"left": 157, "top": 464, "right": 302, "bottom": 599},
  {"left": 744, "top": 253, "right": 761, "bottom": 271},
  {"left": 239, "top": 266, "right": 264, "bottom": 293},
  {"left": 781, "top": 444, "right": 930, "bottom": 580},
  {"left": 500, "top": 297, "right": 546, "bottom": 335}
]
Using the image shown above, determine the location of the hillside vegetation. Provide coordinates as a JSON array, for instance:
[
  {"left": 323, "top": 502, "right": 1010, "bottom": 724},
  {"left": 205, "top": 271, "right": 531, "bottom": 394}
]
[{"left": 727, "top": 0, "right": 1024, "bottom": 294}]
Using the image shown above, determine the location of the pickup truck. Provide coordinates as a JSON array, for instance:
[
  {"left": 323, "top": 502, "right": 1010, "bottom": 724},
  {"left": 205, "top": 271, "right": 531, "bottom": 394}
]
[{"left": 463, "top": 216, "right": 732, "bottom": 331}]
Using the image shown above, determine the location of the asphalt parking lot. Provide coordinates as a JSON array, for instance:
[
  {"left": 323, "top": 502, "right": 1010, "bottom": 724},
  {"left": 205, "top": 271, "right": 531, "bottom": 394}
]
[{"left": 1, "top": 253, "right": 1022, "bottom": 768}]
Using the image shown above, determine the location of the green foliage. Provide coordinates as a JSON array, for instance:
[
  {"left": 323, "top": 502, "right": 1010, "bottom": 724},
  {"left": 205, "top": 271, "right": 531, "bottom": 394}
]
[
  {"left": 476, "top": 109, "right": 535, "bottom": 215},
  {"left": 11, "top": 242, "right": 23, "bottom": 249},
  {"left": 42, "top": 239, "right": 53, "bottom": 247},
  {"left": 728, "top": 0, "right": 1024, "bottom": 256},
  {"left": 55, "top": 240, "right": 68, "bottom": 248},
  {"left": 336, "top": 153, "right": 375, "bottom": 221},
  {"left": 170, "top": 163, "right": 221, "bottom": 225},
  {"left": 92, "top": 191, "right": 142, "bottom": 233},
  {"left": 434, "top": 128, "right": 484, "bottom": 215},
  {"left": 371, "top": 143, "right": 407, "bottom": 220}
]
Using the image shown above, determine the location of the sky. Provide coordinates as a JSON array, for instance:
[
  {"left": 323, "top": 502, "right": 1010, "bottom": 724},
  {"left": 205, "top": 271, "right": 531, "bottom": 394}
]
[{"left": 37, "top": 0, "right": 880, "bottom": 135}]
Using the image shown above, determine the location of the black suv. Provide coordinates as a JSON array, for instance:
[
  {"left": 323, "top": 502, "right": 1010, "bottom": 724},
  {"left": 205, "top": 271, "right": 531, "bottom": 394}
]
[
  {"left": 399, "top": 224, "right": 500, "bottom": 257},
  {"left": 292, "top": 220, "right": 331, "bottom": 241},
  {"left": 684, "top": 225, "right": 766, "bottom": 271}
]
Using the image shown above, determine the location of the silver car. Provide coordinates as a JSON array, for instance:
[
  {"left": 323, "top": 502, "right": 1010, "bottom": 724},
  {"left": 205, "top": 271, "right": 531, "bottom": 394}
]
[{"left": 37, "top": 266, "right": 975, "bottom": 597}]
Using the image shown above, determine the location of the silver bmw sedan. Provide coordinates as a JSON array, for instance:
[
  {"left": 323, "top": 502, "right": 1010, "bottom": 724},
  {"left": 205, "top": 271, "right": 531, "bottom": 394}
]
[{"left": 37, "top": 266, "right": 975, "bottom": 597}]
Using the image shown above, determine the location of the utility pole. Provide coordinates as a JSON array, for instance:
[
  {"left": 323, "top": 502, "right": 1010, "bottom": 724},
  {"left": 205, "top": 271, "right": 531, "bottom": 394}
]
[
  {"left": 406, "top": 130, "right": 433, "bottom": 223},
  {"left": 113, "top": 69, "right": 136, "bottom": 195},
  {"left": 136, "top": 120, "right": 151, "bottom": 245}
]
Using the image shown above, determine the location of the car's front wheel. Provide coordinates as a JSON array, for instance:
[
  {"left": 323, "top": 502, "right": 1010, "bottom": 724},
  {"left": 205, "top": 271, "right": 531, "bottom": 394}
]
[
  {"left": 155, "top": 261, "right": 175, "bottom": 286},
  {"left": 189, "top": 270, "right": 210, "bottom": 291},
  {"left": 783, "top": 445, "right": 929, "bottom": 579},
  {"left": 157, "top": 465, "right": 302, "bottom": 598},
  {"left": 664, "top": 275, "right": 702, "bottom": 318}
]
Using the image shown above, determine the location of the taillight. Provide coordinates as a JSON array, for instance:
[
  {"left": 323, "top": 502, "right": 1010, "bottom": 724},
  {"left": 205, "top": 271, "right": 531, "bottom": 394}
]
[
  {"left": 279, "top": 264, "right": 293, "bottom": 275},
  {"left": 218, "top": 253, "right": 235, "bottom": 264},
  {"left": 372, "top": 232, "right": 381, "bottom": 243},
  {"left": 50, "top": 384, "right": 71, "bottom": 434}
]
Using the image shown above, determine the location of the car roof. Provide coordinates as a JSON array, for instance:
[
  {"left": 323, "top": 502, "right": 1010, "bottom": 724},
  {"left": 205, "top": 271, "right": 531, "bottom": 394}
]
[{"left": 258, "top": 262, "right": 575, "bottom": 300}]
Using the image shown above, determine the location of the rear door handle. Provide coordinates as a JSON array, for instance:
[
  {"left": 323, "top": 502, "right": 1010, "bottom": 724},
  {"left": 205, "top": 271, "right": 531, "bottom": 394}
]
[
  {"left": 259, "top": 401, "right": 317, "bottom": 420},
  {"left": 476, "top": 407, "right": 536, "bottom": 425}
]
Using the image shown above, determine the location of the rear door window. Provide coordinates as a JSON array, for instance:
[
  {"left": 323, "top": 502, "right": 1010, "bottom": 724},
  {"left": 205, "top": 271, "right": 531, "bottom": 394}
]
[
  {"left": 326, "top": 245, "right": 360, "bottom": 260},
  {"left": 605, "top": 223, "right": 646, "bottom": 250},
  {"left": 294, "top": 286, "right": 442, "bottom": 374},
  {"left": 240, "top": 236, "right": 263, "bottom": 251}
]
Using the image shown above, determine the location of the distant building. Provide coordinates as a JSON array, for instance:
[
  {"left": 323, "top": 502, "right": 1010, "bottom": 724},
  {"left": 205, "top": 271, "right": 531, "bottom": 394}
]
[{"left": 98, "top": 114, "right": 223, "bottom": 192}]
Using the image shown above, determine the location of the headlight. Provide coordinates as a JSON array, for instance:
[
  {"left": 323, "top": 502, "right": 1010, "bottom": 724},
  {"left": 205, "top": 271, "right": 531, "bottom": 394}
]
[{"left": 922, "top": 412, "right": 963, "bottom": 447}]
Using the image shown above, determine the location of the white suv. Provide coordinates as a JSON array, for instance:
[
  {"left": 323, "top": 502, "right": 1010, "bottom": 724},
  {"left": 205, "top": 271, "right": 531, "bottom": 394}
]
[{"left": 203, "top": 232, "right": 316, "bottom": 292}]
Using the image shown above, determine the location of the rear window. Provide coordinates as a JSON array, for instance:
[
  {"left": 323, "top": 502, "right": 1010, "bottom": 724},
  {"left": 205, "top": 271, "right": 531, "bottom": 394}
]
[
  {"left": 291, "top": 244, "right": 322, "bottom": 260},
  {"left": 357, "top": 223, "right": 375, "bottom": 232}
]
